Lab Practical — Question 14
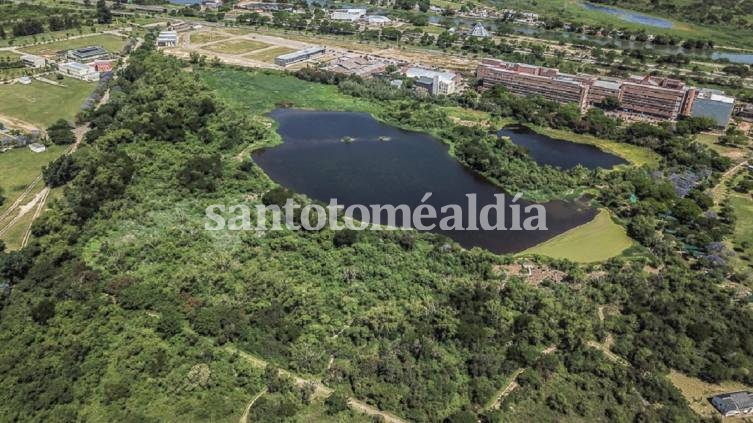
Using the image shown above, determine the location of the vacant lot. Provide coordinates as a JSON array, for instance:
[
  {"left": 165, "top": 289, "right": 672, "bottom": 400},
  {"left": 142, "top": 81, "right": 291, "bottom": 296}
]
[
  {"left": 521, "top": 209, "right": 634, "bottom": 262},
  {"left": 20, "top": 34, "right": 126, "bottom": 56},
  {"left": 190, "top": 31, "right": 230, "bottom": 45},
  {"left": 0, "top": 77, "right": 95, "bottom": 127},
  {"left": 245, "top": 46, "right": 296, "bottom": 62},
  {"left": 204, "top": 39, "right": 270, "bottom": 55}
]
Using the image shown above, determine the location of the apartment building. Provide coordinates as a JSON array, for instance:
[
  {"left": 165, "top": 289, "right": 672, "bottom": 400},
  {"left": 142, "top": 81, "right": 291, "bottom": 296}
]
[
  {"left": 477, "top": 59, "right": 587, "bottom": 107},
  {"left": 585, "top": 79, "right": 621, "bottom": 106}
]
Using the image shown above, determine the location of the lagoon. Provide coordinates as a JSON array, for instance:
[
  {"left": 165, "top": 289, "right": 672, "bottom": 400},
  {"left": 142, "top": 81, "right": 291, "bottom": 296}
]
[
  {"left": 254, "top": 109, "right": 596, "bottom": 254},
  {"left": 499, "top": 125, "right": 627, "bottom": 170}
]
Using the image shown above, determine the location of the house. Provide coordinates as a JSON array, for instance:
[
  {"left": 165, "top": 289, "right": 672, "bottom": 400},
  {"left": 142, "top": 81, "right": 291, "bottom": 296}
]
[
  {"left": 156, "top": 30, "right": 179, "bottom": 47},
  {"left": 469, "top": 23, "right": 490, "bottom": 37},
  {"left": 331, "top": 9, "right": 367, "bottom": 21},
  {"left": 711, "top": 392, "right": 753, "bottom": 417},
  {"left": 58, "top": 62, "right": 100, "bottom": 82},
  {"left": 20, "top": 54, "right": 46, "bottom": 68},
  {"left": 67, "top": 46, "right": 109, "bottom": 63}
]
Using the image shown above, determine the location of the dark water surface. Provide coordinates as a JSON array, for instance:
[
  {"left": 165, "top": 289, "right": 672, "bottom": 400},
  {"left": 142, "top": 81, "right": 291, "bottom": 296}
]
[
  {"left": 254, "top": 109, "right": 596, "bottom": 254},
  {"left": 499, "top": 125, "right": 627, "bottom": 170}
]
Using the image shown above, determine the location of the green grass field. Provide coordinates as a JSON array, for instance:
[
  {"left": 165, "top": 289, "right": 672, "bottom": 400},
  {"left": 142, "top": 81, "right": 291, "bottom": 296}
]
[
  {"left": 530, "top": 125, "right": 660, "bottom": 167},
  {"left": 19, "top": 34, "right": 126, "bottom": 56},
  {"left": 201, "top": 68, "right": 378, "bottom": 115},
  {"left": 245, "top": 46, "right": 296, "bottom": 62},
  {"left": 0, "top": 145, "right": 66, "bottom": 212},
  {"left": 520, "top": 209, "right": 634, "bottom": 262},
  {"left": 727, "top": 189, "right": 753, "bottom": 272},
  {"left": 0, "top": 77, "right": 96, "bottom": 128},
  {"left": 204, "top": 39, "right": 271, "bottom": 55},
  {"left": 190, "top": 31, "right": 231, "bottom": 45}
]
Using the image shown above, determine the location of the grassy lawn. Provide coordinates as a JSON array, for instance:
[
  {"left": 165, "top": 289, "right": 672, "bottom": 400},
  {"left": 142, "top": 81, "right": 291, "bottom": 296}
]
[
  {"left": 530, "top": 125, "right": 660, "bottom": 167},
  {"left": 19, "top": 34, "right": 126, "bottom": 56},
  {"left": 0, "top": 77, "right": 96, "bottom": 127},
  {"left": 669, "top": 370, "right": 753, "bottom": 418},
  {"left": 245, "top": 46, "right": 296, "bottom": 62},
  {"left": 727, "top": 189, "right": 753, "bottom": 272},
  {"left": 695, "top": 133, "right": 747, "bottom": 158},
  {"left": 0, "top": 145, "right": 66, "bottom": 213},
  {"left": 189, "top": 31, "right": 231, "bottom": 45},
  {"left": 520, "top": 209, "right": 634, "bottom": 263},
  {"left": 204, "top": 39, "right": 271, "bottom": 55}
]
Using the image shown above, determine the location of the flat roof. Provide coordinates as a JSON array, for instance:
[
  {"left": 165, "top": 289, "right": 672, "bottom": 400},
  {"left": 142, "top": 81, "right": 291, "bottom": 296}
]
[
  {"left": 276, "top": 46, "right": 325, "bottom": 60},
  {"left": 61, "top": 62, "right": 92, "bottom": 71},
  {"left": 405, "top": 67, "right": 456, "bottom": 83}
]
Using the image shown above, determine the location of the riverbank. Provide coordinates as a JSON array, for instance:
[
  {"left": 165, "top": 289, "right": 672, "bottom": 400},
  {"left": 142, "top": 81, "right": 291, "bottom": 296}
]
[{"left": 518, "top": 209, "right": 634, "bottom": 263}]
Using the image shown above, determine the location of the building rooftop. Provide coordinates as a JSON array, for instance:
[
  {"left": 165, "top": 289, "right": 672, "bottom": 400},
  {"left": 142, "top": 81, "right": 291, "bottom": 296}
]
[
  {"left": 405, "top": 67, "right": 456, "bottom": 84},
  {"left": 593, "top": 79, "right": 622, "bottom": 91},
  {"left": 469, "top": 23, "right": 490, "bottom": 37},
  {"left": 276, "top": 46, "right": 325, "bottom": 61},
  {"left": 712, "top": 392, "right": 753, "bottom": 414},
  {"left": 61, "top": 62, "right": 91, "bottom": 72},
  {"left": 70, "top": 46, "right": 108, "bottom": 58}
]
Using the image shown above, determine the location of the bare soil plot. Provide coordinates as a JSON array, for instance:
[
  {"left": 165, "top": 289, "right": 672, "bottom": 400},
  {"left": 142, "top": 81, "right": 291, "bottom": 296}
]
[{"left": 204, "top": 39, "right": 271, "bottom": 55}]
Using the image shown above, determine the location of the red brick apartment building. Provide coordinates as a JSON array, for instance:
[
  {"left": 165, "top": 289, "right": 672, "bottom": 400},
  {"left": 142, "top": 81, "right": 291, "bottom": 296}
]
[{"left": 476, "top": 59, "right": 700, "bottom": 121}]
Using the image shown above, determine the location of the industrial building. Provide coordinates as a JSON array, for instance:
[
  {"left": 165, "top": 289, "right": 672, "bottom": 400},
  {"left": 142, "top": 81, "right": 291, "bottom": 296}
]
[
  {"left": 57, "top": 62, "right": 100, "bottom": 82},
  {"left": 156, "top": 30, "right": 179, "bottom": 47},
  {"left": 404, "top": 66, "right": 459, "bottom": 95},
  {"left": 20, "top": 54, "right": 46, "bottom": 68},
  {"left": 476, "top": 59, "right": 735, "bottom": 124},
  {"left": 67, "top": 46, "right": 109, "bottom": 63},
  {"left": 691, "top": 89, "right": 736, "bottom": 127},
  {"left": 331, "top": 9, "right": 366, "bottom": 21},
  {"left": 274, "top": 47, "right": 326, "bottom": 67}
]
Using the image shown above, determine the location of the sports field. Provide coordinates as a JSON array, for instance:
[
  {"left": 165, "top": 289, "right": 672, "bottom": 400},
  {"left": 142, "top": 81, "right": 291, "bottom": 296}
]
[
  {"left": 190, "top": 31, "right": 230, "bottom": 45},
  {"left": 19, "top": 34, "right": 126, "bottom": 57},
  {"left": 0, "top": 76, "right": 96, "bottom": 127},
  {"left": 204, "top": 39, "right": 270, "bottom": 55},
  {"left": 520, "top": 209, "right": 634, "bottom": 263}
]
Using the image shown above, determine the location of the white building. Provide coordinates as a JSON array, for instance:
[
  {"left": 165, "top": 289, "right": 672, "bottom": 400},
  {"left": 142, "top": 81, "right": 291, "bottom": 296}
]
[
  {"left": 364, "top": 15, "right": 391, "bottom": 26},
  {"left": 156, "top": 30, "right": 179, "bottom": 47},
  {"left": 404, "top": 66, "right": 459, "bottom": 95},
  {"left": 469, "top": 23, "right": 490, "bottom": 37},
  {"left": 28, "top": 143, "right": 47, "bottom": 153},
  {"left": 331, "top": 9, "right": 367, "bottom": 21},
  {"left": 58, "top": 62, "right": 100, "bottom": 82},
  {"left": 20, "top": 54, "right": 46, "bottom": 68},
  {"left": 18, "top": 76, "right": 32, "bottom": 85}
]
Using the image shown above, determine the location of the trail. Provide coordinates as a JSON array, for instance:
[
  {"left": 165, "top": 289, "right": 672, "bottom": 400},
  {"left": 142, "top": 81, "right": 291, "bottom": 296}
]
[
  {"left": 239, "top": 388, "right": 267, "bottom": 423},
  {"left": 711, "top": 160, "right": 748, "bottom": 206},
  {"left": 225, "top": 346, "right": 408, "bottom": 423},
  {"left": 488, "top": 367, "right": 526, "bottom": 410}
]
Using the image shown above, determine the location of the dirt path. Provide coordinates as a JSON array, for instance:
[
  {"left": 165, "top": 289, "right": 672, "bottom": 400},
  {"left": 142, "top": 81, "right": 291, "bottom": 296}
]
[
  {"left": 239, "top": 388, "right": 267, "bottom": 423},
  {"left": 225, "top": 346, "right": 407, "bottom": 423},
  {"left": 711, "top": 160, "right": 749, "bottom": 206},
  {"left": 488, "top": 367, "right": 526, "bottom": 410}
]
